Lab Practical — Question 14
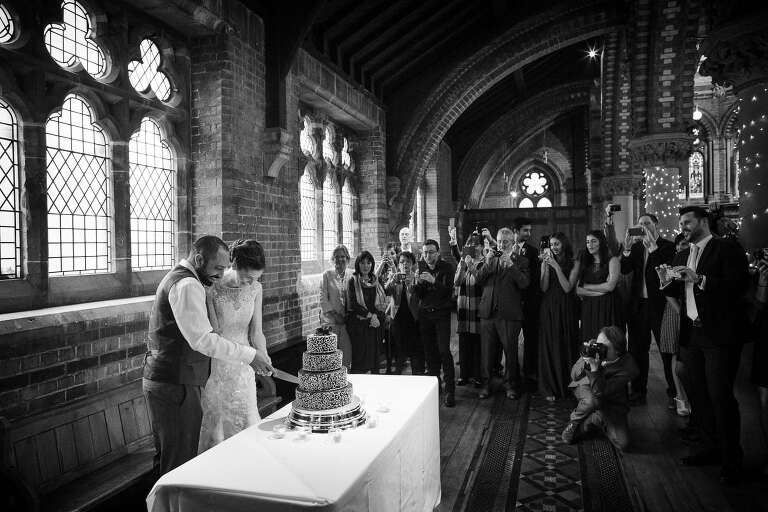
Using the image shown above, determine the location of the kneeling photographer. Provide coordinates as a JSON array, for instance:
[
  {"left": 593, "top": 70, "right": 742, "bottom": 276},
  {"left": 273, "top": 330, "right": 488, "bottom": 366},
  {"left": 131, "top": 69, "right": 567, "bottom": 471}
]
[{"left": 561, "top": 326, "right": 639, "bottom": 451}]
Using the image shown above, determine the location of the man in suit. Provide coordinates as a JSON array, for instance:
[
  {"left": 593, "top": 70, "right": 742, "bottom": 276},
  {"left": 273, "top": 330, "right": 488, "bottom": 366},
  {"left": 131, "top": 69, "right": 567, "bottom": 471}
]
[
  {"left": 620, "top": 213, "right": 676, "bottom": 403},
  {"left": 414, "top": 239, "right": 457, "bottom": 407},
  {"left": 658, "top": 206, "right": 748, "bottom": 484},
  {"left": 513, "top": 217, "right": 540, "bottom": 387},
  {"left": 476, "top": 228, "right": 530, "bottom": 399},
  {"left": 143, "top": 236, "right": 274, "bottom": 477},
  {"left": 384, "top": 251, "right": 423, "bottom": 375}
]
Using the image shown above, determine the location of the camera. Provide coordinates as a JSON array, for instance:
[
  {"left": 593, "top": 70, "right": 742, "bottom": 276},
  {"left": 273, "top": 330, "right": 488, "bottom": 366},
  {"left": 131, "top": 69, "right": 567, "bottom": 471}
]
[
  {"left": 628, "top": 227, "right": 645, "bottom": 237},
  {"left": 608, "top": 204, "right": 621, "bottom": 212},
  {"left": 581, "top": 339, "right": 608, "bottom": 359}
]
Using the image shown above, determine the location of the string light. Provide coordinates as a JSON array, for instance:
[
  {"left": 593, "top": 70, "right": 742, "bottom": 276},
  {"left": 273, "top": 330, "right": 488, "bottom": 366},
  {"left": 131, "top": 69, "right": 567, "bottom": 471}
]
[
  {"left": 644, "top": 165, "right": 681, "bottom": 238},
  {"left": 737, "top": 83, "right": 768, "bottom": 248}
]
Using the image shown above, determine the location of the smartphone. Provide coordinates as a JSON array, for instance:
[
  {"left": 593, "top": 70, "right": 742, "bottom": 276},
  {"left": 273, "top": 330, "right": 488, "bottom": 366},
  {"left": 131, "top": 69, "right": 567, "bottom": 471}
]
[
  {"left": 609, "top": 204, "right": 622, "bottom": 212},
  {"left": 542, "top": 248, "right": 552, "bottom": 259},
  {"left": 628, "top": 227, "right": 645, "bottom": 237},
  {"left": 539, "top": 235, "right": 549, "bottom": 250}
]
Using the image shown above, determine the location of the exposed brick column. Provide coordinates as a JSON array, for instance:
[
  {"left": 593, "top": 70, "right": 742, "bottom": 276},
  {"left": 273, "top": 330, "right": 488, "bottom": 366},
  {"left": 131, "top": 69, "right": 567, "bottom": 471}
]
[{"left": 356, "top": 127, "right": 389, "bottom": 254}]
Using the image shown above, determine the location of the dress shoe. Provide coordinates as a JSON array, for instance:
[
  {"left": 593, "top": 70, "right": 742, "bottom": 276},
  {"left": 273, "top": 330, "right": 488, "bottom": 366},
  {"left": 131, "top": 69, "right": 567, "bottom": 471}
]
[
  {"left": 667, "top": 396, "right": 677, "bottom": 410},
  {"left": 469, "top": 377, "right": 483, "bottom": 388},
  {"left": 444, "top": 393, "right": 456, "bottom": 407},
  {"left": 680, "top": 451, "right": 721, "bottom": 466},
  {"left": 457, "top": 378, "right": 467, "bottom": 386},
  {"left": 478, "top": 388, "right": 491, "bottom": 399},
  {"left": 505, "top": 389, "right": 519, "bottom": 400}
]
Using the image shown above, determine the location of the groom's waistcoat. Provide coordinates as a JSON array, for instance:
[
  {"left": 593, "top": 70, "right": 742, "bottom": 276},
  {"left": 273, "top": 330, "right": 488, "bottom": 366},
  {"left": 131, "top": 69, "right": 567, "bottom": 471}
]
[{"left": 144, "top": 265, "right": 211, "bottom": 385}]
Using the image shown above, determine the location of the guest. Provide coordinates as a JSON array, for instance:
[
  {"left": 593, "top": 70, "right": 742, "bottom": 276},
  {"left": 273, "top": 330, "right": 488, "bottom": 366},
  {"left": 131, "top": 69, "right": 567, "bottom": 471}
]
[
  {"left": 658, "top": 206, "right": 748, "bottom": 484},
  {"left": 320, "top": 245, "right": 353, "bottom": 368},
  {"left": 576, "top": 230, "right": 623, "bottom": 342},
  {"left": 399, "top": 227, "right": 413, "bottom": 254},
  {"left": 604, "top": 206, "right": 633, "bottom": 334},
  {"left": 475, "top": 228, "right": 530, "bottom": 400},
  {"left": 375, "top": 242, "right": 400, "bottom": 284},
  {"left": 513, "top": 217, "right": 541, "bottom": 386},
  {"left": 620, "top": 213, "right": 676, "bottom": 404},
  {"left": 384, "top": 251, "right": 424, "bottom": 375},
  {"left": 414, "top": 239, "right": 457, "bottom": 407},
  {"left": 753, "top": 258, "right": 768, "bottom": 476},
  {"left": 346, "top": 251, "right": 387, "bottom": 374},
  {"left": 454, "top": 235, "right": 484, "bottom": 386},
  {"left": 561, "top": 326, "right": 639, "bottom": 451},
  {"left": 538, "top": 232, "right": 580, "bottom": 400},
  {"left": 658, "top": 233, "right": 691, "bottom": 416}
]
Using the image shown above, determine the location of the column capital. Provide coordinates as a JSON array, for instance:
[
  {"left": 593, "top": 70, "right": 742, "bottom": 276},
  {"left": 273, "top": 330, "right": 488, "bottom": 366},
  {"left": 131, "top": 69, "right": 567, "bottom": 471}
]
[
  {"left": 600, "top": 174, "right": 643, "bottom": 198},
  {"left": 628, "top": 133, "right": 693, "bottom": 169}
]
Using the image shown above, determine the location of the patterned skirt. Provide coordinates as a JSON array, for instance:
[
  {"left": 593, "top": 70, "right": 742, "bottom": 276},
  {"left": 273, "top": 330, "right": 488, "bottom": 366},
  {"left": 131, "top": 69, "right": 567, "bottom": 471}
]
[{"left": 659, "top": 301, "right": 680, "bottom": 354}]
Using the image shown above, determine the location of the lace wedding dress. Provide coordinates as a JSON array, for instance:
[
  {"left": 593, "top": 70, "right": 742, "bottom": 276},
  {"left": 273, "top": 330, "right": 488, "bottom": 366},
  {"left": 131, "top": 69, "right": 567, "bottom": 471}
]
[{"left": 198, "top": 281, "right": 261, "bottom": 452}]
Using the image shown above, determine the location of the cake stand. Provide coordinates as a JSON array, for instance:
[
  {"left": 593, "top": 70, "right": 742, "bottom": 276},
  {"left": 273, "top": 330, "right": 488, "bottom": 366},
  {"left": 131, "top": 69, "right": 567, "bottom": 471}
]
[{"left": 287, "top": 396, "right": 367, "bottom": 433}]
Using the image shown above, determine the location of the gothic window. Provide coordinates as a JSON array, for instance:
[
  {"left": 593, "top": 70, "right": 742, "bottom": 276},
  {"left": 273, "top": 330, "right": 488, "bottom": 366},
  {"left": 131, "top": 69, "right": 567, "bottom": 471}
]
[
  {"left": 518, "top": 169, "right": 552, "bottom": 208},
  {"left": 44, "top": 0, "right": 109, "bottom": 79},
  {"left": 128, "top": 39, "right": 172, "bottom": 102},
  {"left": 323, "top": 176, "right": 338, "bottom": 259},
  {"left": 300, "top": 117, "right": 316, "bottom": 157},
  {"left": 342, "top": 179, "right": 354, "bottom": 251},
  {"left": 300, "top": 170, "right": 316, "bottom": 262},
  {"left": 129, "top": 118, "right": 176, "bottom": 271},
  {"left": 0, "top": 4, "right": 16, "bottom": 44},
  {"left": 409, "top": 185, "right": 425, "bottom": 243},
  {"left": 0, "top": 98, "right": 20, "bottom": 278},
  {"left": 46, "top": 94, "right": 111, "bottom": 276},
  {"left": 323, "top": 126, "right": 337, "bottom": 166},
  {"left": 341, "top": 137, "right": 352, "bottom": 171},
  {"left": 688, "top": 151, "right": 704, "bottom": 200}
]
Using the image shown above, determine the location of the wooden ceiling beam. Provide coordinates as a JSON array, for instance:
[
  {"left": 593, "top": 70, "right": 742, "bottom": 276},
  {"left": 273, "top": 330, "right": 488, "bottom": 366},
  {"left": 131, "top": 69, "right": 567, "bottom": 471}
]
[{"left": 335, "top": 0, "right": 412, "bottom": 70}]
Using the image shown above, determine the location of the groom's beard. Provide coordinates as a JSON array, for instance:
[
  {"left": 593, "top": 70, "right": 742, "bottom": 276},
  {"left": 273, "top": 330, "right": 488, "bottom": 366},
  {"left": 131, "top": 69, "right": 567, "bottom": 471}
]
[{"left": 195, "top": 266, "right": 214, "bottom": 287}]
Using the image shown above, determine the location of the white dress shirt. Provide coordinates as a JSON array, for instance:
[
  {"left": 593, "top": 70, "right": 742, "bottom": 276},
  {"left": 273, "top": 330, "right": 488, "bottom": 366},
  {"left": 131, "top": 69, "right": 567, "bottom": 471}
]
[
  {"left": 168, "top": 259, "right": 257, "bottom": 364},
  {"left": 684, "top": 234, "right": 712, "bottom": 321}
]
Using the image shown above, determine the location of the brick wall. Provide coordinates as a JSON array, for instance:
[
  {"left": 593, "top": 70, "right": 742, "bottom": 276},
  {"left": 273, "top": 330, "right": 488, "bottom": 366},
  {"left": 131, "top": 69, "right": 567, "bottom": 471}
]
[{"left": 0, "top": 299, "right": 151, "bottom": 421}]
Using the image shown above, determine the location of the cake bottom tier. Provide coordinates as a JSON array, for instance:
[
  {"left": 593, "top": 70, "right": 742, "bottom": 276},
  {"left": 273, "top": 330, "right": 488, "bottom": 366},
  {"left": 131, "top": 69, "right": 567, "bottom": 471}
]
[{"left": 294, "top": 382, "right": 353, "bottom": 411}]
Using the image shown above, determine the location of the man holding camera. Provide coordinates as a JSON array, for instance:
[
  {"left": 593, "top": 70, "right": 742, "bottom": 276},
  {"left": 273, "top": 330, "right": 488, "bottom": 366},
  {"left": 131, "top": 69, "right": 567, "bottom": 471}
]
[
  {"left": 657, "top": 206, "right": 748, "bottom": 484},
  {"left": 620, "top": 213, "right": 675, "bottom": 404},
  {"left": 475, "top": 228, "right": 530, "bottom": 399},
  {"left": 413, "top": 239, "right": 457, "bottom": 407},
  {"left": 561, "top": 326, "right": 639, "bottom": 451}
]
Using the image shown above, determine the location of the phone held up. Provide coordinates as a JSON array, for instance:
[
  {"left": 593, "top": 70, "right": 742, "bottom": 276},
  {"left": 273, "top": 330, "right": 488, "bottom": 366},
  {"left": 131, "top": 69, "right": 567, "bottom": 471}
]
[
  {"left": 608, "top": 204, "right": 622, "bottom": 212},
  {"left": 628, "top": 227, "right": 645, "bottom": 237}
]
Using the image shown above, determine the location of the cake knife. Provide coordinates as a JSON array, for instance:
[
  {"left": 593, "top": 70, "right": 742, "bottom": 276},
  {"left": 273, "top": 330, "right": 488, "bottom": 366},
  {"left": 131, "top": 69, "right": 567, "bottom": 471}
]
[{"left": 270, "top": 368, "right": 299, "bottom": 384}]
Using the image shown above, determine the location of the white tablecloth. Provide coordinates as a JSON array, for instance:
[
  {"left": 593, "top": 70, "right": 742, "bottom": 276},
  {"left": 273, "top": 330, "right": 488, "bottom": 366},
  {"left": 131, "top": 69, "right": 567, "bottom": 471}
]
[{"left": 146, "top": 374, "right": 441, "bottom": 512}]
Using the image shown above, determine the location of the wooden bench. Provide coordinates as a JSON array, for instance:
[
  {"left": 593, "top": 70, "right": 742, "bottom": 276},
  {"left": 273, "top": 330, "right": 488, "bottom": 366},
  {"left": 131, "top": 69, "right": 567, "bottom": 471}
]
[{"left": 0, "top": 377, "right": 281, "bottom": 512}]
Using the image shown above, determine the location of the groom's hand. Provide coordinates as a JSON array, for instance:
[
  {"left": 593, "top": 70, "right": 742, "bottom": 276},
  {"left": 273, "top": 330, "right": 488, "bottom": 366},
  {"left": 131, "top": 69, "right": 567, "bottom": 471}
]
[{"left": 249, "top": 351, "right": 274, "bottom": 376}]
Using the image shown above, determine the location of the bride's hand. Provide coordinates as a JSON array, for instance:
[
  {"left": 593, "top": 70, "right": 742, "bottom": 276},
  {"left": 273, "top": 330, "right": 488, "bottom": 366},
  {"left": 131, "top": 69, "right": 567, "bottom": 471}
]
[{"left": 249, "top": 351, "right": 274, "bottom": 376}]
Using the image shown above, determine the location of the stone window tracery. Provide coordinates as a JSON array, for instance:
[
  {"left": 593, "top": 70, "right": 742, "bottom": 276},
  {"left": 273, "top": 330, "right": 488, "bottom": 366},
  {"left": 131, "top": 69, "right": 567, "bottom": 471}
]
[
  {"left": 323, "top": 176, "right": 338, "bottom": 259},
  {"left": 46, "top": 94, "right": 111, "bottom": 276},
  {"left": 518, "top": 169, "right": 552, "bottom": 208},
  {"left": 129, "top": 117, "right": 176, "bottom": 271},
  {"left": 128, "top": 39, "right": 172, "bottom": 102},
  {"left": 342, "top": 179, "right": 354, "bottom": 251},
  {"left": 341, "top": 137, "right": 352, "bottom": 171},
  {"left": 300, "top": 170, "right": 317, "bottom": 262},
  {"left": 0, "top": 4, "right": 16, "bottom": 44},
  {"left": 0, "top": 98, "right": 20, "bottom": 278},
  {"left": 44, "top": 0, "right": 109, "bottom": 79}
]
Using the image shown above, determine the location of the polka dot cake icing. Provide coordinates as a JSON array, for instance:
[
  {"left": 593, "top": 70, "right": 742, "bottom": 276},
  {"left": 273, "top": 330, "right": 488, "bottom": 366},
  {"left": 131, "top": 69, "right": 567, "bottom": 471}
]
[
  {"left": 294, "top": 383, "right": 353, "bottom": 411},
  {"left": 302, "top": 349, "right": 343, "bottom": 372},
  {"left": 298, "top": 366, "right": 348, "bottom": 392},
  {"left": 306, "top": 333, "right": 337, "bottom": 353}
]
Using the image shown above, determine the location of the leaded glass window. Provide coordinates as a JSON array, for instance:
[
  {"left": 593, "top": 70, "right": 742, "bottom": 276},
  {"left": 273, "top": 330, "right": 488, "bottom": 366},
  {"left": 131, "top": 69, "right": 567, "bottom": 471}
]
[
  {"left": 342, "top": 180, "right": 354, "bottom": 251},
  {"left": 0, "top": 4, "right": 16, "bottom": 44},
  {"left": 688, "top": 151, "right": 704, "bottom": 200},
  {"left": 0, "top": 98, "right": 20, "bottom": 278},
  {"left": 415, "top": 185, "right": 425, "bottom": 242},
  {"left": 300, "top": 170, "right": 316, "bottom": 262},
  {"left": 44, "top": 0, "right": 108, "bottom": 79},
  {"left": 518, "top": 169, "right": 552, "bottom": 208},
  {"left": 129, "top": 118, "right": 175, "bottom": 271},
  {"left": 341, "top": 137, "right": 352, "bottom": 170},
  {"left": 46, "top": 94, "right": 111, "bottom": 276},
  {"left": 128, "top": 39, "right": 172, "bottom": 102},
  {"left": 323, "top": 176, "right": 338, "bottom": 259}
]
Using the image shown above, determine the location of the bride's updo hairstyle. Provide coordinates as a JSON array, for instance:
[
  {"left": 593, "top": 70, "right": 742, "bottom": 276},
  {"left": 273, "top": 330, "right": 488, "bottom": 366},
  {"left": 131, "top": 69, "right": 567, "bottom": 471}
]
[{"left": 229, "top": 239, "right": 266, "bottom": 271}]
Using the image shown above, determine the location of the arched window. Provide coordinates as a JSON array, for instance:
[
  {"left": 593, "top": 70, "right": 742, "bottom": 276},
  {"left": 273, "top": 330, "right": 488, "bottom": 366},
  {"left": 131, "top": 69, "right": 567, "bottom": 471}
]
[
  {"left": 46, "top": 94, "right": 111, "bottom": 276},
  {"left": 342, "top": 179, "right": 354, "bottom": 251},
  {"left": 0, "top": 4, "right": 16, "bottom": 44},
  {"left": 410, "top": 185, "right": 425, "bottom": 243},
  {"left": 323, "top": 176, "right": 337, "bottom": 259},
  {"left": 128, "top": 39, "right": 172, "bottom": 102},
  {"left": 0, "top": 98, "right": 20, "bottom": 278},
  {"left": 518, "top": 169, "right": 552, "bottom": 208},
  {"left": 300, "top": 170, "right": 316, "bottom": 262},
  {"left": 44, "top": 0, "right": 108, "bottom": 79},
  {"left": 688, "top": 151, "right": 704, "bottom": 200},
  {"left": 129, "top": 117, "right": 176, "bottom": 271}
]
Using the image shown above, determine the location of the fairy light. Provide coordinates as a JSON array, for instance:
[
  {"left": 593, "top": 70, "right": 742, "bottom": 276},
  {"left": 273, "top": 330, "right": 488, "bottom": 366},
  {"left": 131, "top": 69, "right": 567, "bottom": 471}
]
[
  {"left": 644, "top": 165, "right": 681, "bottom": 238},
  {"left": 737, "top": 83, "right": 768, "bottom": 248}
]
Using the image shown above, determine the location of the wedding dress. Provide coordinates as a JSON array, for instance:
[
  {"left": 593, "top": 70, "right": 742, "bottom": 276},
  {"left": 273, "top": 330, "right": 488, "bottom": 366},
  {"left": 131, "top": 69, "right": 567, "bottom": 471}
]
[{"left": 198, "top": 280, "right": 261, "bottom": 452}]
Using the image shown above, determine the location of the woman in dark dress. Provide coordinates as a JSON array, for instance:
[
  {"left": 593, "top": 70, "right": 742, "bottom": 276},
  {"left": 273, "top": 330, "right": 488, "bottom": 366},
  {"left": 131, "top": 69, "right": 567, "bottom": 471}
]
[
  {"left": 347, "top": 251, "right": 387, "bottom": 374},
  {"left": 538, "top": 232, "right": 580, "bottom": 400},
  {"left": 576, "top": 230, "right": 622, "bottom": 343}
]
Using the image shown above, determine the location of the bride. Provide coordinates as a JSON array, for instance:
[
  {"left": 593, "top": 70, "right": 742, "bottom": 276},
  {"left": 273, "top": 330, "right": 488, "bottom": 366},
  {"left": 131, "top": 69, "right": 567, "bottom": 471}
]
[{"left": 198, "top": 239, "right": 271, "bottom": 452}]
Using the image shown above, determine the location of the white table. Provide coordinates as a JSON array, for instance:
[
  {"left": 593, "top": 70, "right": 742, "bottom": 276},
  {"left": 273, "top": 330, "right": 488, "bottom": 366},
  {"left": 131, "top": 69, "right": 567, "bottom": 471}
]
[{"left": 146, "top": 374, "right": 441, "bottom": 512}]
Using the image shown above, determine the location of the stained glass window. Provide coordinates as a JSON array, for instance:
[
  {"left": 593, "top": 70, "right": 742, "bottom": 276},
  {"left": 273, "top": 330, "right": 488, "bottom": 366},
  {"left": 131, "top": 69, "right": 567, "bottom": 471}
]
[
  {"left": 536, "top": 197, "right": 552, "bottom": 208},
  {"left": 128, "top": 39, "right": 172, "bottom": 102},
  {"left": 300, "top": 170, "right": 316, "bottom": 262},
  {"left": 46, "top": 94, "right": 111, "bottom": 276},
  {"left": 0, "top": 99, "right": 20, "bottom": 278},
  {"left": 342, "top": 180, "right": 354, "bottom": 251},
  {"left": 129, "top": 118, "right": 175, "bottom": 271},
  {"left": 0, "top": 4, "right": 15, "bottom": 44},
  {"left": 323, "top": 176, "right": 338, "bottom": 259},
  {"left": 518, "top": 169, "right": 552, "bottom": 208},
  {"left": 415, "top": 185, "right": 425, "bottom": 242},
  {"left": 519, "top": 198, "right": 534, "bottom": 208},
  {"left": 688, "top": 151, "right": 704, "bottom": 200},
  {"left": 44, "top": 0, "right": 108, "bottom": 79}
]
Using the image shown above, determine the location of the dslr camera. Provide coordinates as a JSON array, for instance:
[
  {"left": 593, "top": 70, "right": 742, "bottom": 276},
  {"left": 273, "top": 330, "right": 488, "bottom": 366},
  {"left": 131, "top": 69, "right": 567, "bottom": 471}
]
[
  {"left": 581, "top": 339, "right": 608, "bottom": 359},
  {"left": 461, "top": 227, "right": 484, "bottom": 258}
]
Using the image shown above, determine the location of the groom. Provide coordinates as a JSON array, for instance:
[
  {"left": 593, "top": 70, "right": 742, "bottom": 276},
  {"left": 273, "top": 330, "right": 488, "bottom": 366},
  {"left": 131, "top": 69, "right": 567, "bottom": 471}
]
[{"left": 143, "top": 235, "right": 274, "bottom": 477}]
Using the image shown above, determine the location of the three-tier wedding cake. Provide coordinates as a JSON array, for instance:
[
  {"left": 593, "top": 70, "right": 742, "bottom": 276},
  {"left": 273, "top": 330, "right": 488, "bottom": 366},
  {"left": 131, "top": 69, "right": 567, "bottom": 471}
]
[{"left": 288, "top": 327, "right": 366, "bottom": 431}]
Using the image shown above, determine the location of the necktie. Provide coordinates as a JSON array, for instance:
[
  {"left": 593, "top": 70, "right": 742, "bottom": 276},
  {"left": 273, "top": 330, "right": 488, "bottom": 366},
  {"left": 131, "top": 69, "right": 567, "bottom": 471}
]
[{"left": 685, "top": 244, "right": 700, "bottom": 321}]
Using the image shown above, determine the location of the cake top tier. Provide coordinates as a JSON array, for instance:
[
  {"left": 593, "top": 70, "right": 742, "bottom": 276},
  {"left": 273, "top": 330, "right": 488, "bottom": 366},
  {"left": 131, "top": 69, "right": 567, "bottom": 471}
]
[{"left": 306, "top": 332, "right": 338, "bottom": 353}]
